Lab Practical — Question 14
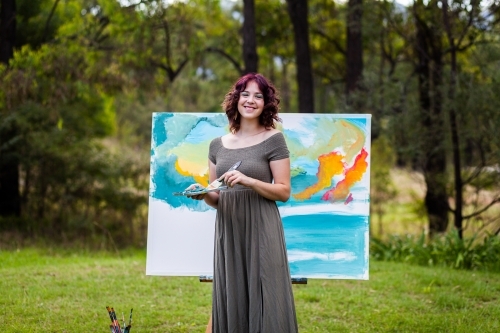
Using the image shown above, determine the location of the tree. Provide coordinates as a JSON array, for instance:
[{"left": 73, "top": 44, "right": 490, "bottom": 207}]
[
  {"left": 308, "top": 0, "right": 345, "bottom": 112},
  {"left": 413, "top": 0, "right": 449, "bottom": 235},
  {"left": 242, "top": 0, "right": 258, "bottom": 73},
  {"left": 441, "top": 0, "right": 500, "bottom": 238},
  {"left": 203, "top": 1, "right": 244, "bottom": 75},
  {"left": 377, "top": 0, "right": 500, "bottom": 237},
  {"left": 0, "top": 0, "right": 15, "bottom": 62},
  {"left": 286, "top": 0, "right": 315, "bottom": 113},
  {"left": 0, "top": 0, "right": 20, "bottom": 218},
  {"left": 150, "top": 2, "right": 200, "bottom": 83},
  {"left": 346, "top": 0, "right": 363, "bottom": 96},
  {"left": 254, "top": 0, "right": 295, "bottom": 109},
  {"left": 0, "top": 0, "right": 148, "bottom": 244}
]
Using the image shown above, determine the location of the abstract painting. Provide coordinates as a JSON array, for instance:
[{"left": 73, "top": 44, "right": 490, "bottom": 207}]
[{"left": 146, "top": 113, "right": 371, "bottom": 279}]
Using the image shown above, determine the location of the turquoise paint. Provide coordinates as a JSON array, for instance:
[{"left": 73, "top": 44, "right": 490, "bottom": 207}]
[{"left": 284, "top": 213, "right": 368, "bottom": 278}]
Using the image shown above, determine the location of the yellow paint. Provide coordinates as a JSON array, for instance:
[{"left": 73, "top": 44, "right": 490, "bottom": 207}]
[
  {"left": 171, "top": 141, "right": 211, "bottom": 187},
  {"left": 175, "top": 158, "right": 209, "bottom": 186}
]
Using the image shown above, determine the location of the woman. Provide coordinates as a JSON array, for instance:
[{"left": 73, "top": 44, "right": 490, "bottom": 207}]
[{"left": 191, "top": 73, "right": 298, "bottom": 333}]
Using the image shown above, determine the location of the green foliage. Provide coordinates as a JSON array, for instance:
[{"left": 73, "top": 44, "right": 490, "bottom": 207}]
[
  {"left": 16, "top": 0, "right": 61, "bottom": 48},
  {"left": 371, "top": 230, "right": 500, "bottom": 272},
  {"left": 0, "top": 39, "right": 146, "bottom": 246},
  {"left": 468, "top": 169, "right": 500, "bottom": 191},
  {"left": 370, "top": 134, "right": 398, "bottom": 236}
]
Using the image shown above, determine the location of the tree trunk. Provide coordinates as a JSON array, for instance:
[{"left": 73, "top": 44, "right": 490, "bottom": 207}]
[
  {"left": 346, "top": 0, "right": 363, "bottom": 96},
  {"left": 0, "top": 0, "right": 15, "bottom": 63},
  {"left": 442, "top": 1, "right": 463, "bottom": 238},
  {"left": 281, "top": 60, "right": 291, "bottom": 112},
  {"left": 448, "top": 51, "right": 463, "bottom": 238},
  {"left": 158, "top": 18, "right": 189, "bottom": 83},
  {"left": 0, "top": 0, "right": 20, "bottom": 218},
  {"left": 286, "top": 0, "right": 315, "bottom": 113},
  {"left": 414, "top": 2, "right": 449, "bottom": 235},
  {"left": 242, "top": 0, "right": 258, "bottom": 74}
]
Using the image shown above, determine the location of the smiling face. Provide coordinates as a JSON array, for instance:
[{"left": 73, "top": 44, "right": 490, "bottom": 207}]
[
  {"left": 237, "top": 80, "right": 265, "bottom": 121},
  {"left": 223, "top": 73, "right": 281, "bottom": 133}
]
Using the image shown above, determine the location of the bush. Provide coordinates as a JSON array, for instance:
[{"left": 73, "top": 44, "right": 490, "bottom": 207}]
[
  {"left": 0, "top": 44, "right": 148, "bottom": 248},
  {"left": 371, "top": 230, "right": 500, "bottom": 272}
]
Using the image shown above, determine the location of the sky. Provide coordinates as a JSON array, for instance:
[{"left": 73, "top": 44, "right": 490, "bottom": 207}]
[{"left": 394, "top": 0, "right": 414, "bottom": 6}]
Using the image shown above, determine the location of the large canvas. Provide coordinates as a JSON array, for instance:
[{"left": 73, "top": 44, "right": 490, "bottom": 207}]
[{"left": 146, "top": 113, "right": 371, "bottom": 279}]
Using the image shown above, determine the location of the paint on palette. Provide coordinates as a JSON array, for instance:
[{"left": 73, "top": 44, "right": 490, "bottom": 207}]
[{"left": 146, "top": 113, "right": 371, "bottom": 279}]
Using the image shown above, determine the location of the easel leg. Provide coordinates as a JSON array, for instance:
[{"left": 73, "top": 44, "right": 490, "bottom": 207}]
[{"left": 205, "top": 314, "right": 212, "bottom": 333}]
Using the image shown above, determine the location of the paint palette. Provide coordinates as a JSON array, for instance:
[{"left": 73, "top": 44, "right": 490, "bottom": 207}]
[
  {"left": 173, "top": 186, "right": 229, "bottom": 196},
  {"left": 173, "top": 161, "right": 241, "bottom": 196}
]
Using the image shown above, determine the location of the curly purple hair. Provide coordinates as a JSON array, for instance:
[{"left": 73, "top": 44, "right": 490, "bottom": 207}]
[{"left": 222, "top": 73, "right": 281, "bottom": 133}]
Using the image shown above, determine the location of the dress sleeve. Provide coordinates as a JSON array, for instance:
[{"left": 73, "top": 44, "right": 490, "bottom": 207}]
[
  {"left": 267, "top": 132, "right": 290, "bottom": 161},
  {"left": 208, "top": 137, "right": 222, "bottom": 164}
]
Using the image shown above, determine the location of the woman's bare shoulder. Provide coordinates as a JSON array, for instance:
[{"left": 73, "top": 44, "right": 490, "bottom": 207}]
[
  {"left": 263, "top": 128, "right": 281, "bottom": 139},
  {"left": 220, "top": 133, "right": 235, "bottom": 146}
]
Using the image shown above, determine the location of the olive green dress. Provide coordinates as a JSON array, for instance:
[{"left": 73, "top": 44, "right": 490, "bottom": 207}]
[{"left": 208, "top": 132, "right": 298, "bottom": 333}]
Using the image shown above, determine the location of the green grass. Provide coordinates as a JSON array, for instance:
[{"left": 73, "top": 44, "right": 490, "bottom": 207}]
[{"left": 1, "top": 248, "right": 499, "bottom": 332}]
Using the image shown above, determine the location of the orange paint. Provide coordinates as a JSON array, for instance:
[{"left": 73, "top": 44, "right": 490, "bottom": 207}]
[
  {"left": 293, "top": 152, "right": 344, "bottom": 200},
  {"left": 322, "top": 148, "right": 368, "bottom": 202}
]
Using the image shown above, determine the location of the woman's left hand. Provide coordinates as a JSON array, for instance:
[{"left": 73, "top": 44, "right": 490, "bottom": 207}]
[{"left": 222, "top": 170, "right": 255, "bottom": 188}]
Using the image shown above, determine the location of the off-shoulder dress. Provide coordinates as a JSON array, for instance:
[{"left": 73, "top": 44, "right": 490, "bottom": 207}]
[{"left": 208, "top": 132, "right": 298, "bottom": 333}]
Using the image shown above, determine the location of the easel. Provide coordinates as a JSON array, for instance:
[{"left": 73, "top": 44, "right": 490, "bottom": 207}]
[
  {"left": 199, "top": 275, "right": 307, "bottom": 333},
  {"left": 199, "top": 275, "right": 307, "bottom": 284}
]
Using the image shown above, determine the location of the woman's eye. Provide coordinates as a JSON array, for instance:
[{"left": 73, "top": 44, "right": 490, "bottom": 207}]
[
  {"left": 255, "top": 94, "right": 263, "bottom": 99},
  {"left": 241, "top": 92, "right": 249, "bottom": 97}
]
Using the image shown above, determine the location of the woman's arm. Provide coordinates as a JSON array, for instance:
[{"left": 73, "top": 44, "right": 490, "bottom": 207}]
[{"left": 221, "top": 158, "right": 291, "bottom": 202}]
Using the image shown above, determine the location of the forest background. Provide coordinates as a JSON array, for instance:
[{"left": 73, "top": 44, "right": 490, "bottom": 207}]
[{"left": 1, "top": 0, "right": 500, "bottom": 260}]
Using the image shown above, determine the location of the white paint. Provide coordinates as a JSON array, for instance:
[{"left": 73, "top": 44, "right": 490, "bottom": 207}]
[
  {"left": 287, "top": 250, "right": 357, "bottom": 263},
  {"left": 279, "top": 201, "right": 370, "bottom": 218}
]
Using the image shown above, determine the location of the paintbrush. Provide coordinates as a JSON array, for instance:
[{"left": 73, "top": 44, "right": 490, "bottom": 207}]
[
  {"left": 207, "top": 160, "right": 242, "bottom": 190},
  {"left": 123, "top": 308, "right": 133, "bottom": 333},
  {"left": 106, "top": 306, "right": 117, "bottom": 333},
  {"left": 111, "top": 307, "right": 122, "bottom": 333}
]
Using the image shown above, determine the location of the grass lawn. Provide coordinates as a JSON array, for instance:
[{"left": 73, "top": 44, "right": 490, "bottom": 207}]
[{"left": 1, "top": 248, "right": 499, "bottom": 332}]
